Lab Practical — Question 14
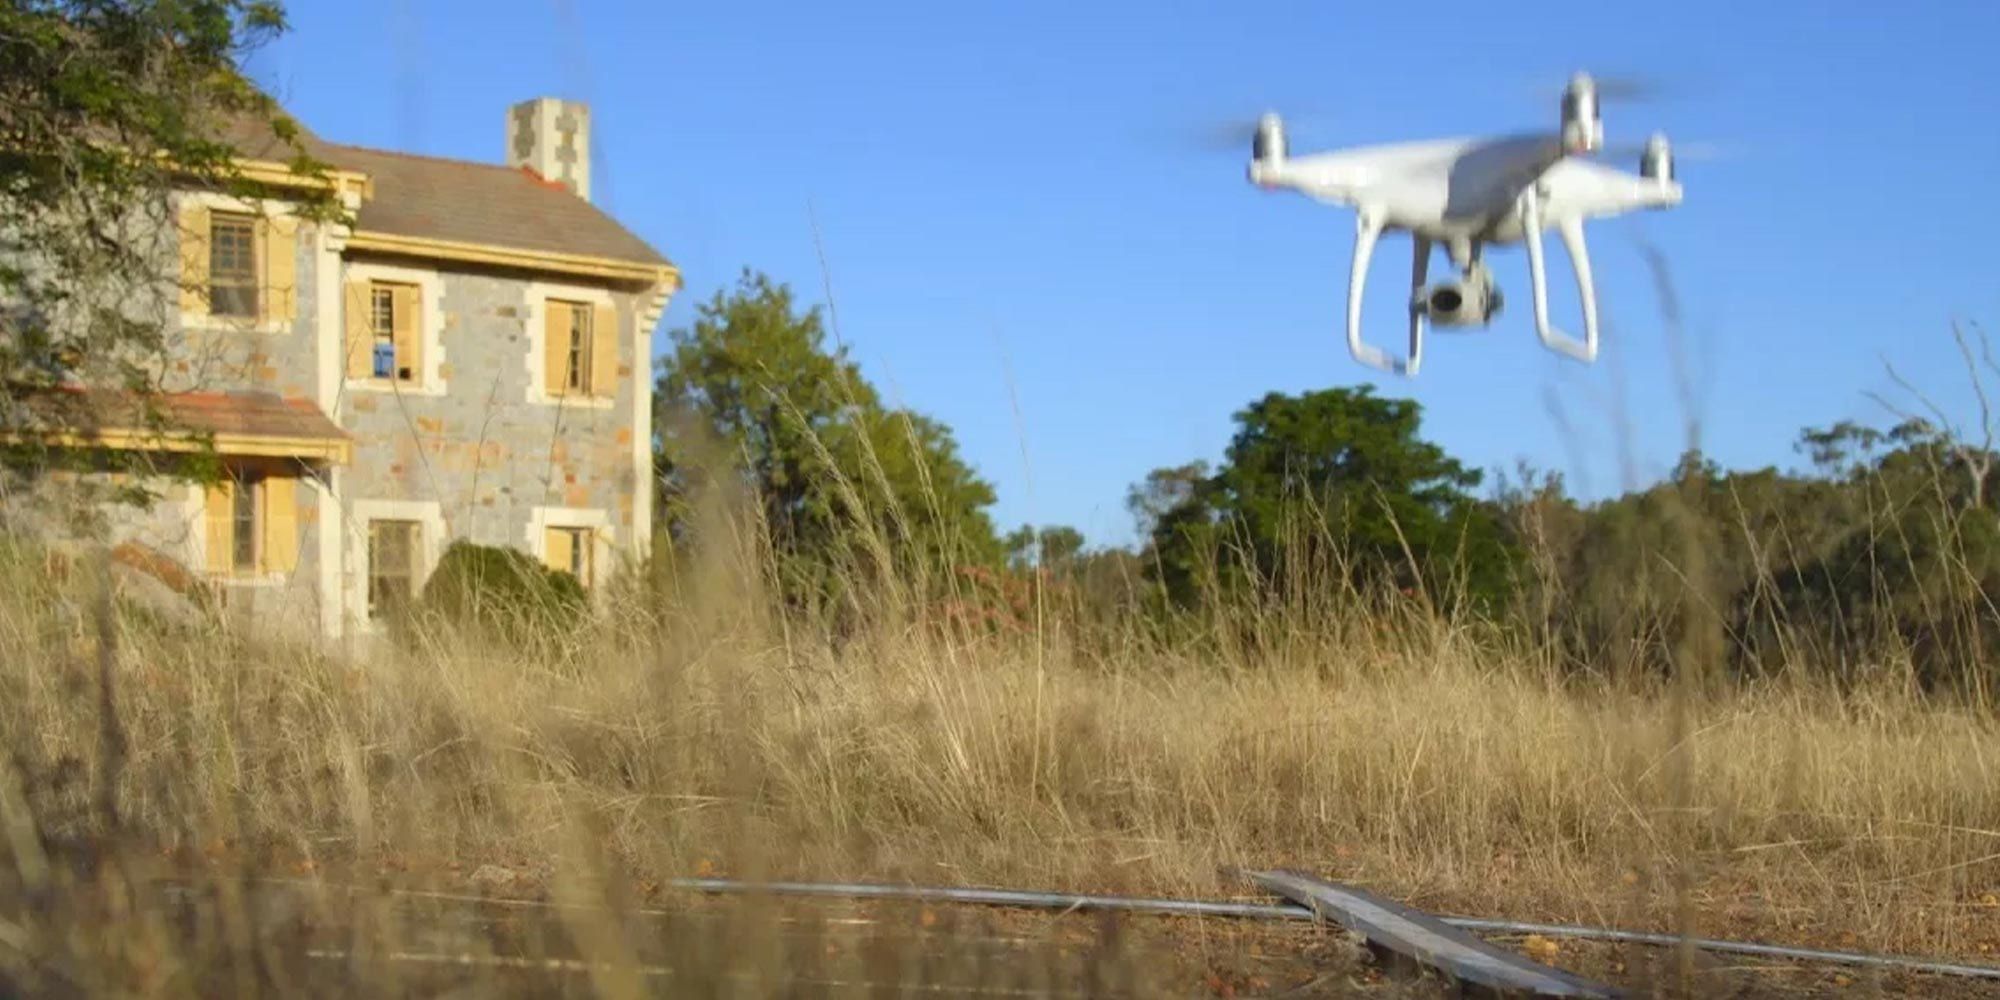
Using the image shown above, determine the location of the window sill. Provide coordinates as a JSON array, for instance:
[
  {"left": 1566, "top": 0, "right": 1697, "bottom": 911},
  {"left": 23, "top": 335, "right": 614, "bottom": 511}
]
[
  {"left": 528, "top": 392, "right": 617, "bottom": 410},
  {"left": 346, "top": 378, "right": 445, "bottom": 397},
  {"left": 181, "top": 314, "right": 292, "bottom": 336},
  {"left": 209, "top": 572, "right": 290, "bottom": 588}
]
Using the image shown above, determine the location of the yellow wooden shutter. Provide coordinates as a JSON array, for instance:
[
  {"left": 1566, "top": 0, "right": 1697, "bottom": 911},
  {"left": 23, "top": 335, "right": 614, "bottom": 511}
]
[
  {"left": 203, "top": 480, "right": 232, "bottom": 575},
  {"left": 544, "top": 300, "right": 570, "bottom": 396},
  {"left": 262, "top": 476, "right": 299, "bottom": 574},
  {"left": 391, "top": 284, "right": 421, "bottom": 382},
  {"left": 344, "top": 281, "right": 371, "bottom": 379},
  {"left": 591, "top": 302, "right": 617, "bottom": 398},
  {"left": 261, "top": 215, "right": 299, "bottom": 324},
  {"left": 179, "top": 202, "right": 210, "bottom": 319},
  {"left": 544, "top": 527, "right": 573, "bottom": 575}
]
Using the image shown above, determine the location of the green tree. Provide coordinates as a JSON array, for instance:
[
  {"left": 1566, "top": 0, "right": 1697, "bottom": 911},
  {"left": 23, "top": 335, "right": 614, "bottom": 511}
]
[
  {"left": 654, "top": 269, "right": 1000, "bottom": 594},
  {"left": 1003, "top": 523, "right": 1086, "bottom": 572},
  {"left": 1, "top": 1, "right": 337, "bottom": 503},
  {"left": 1144, "top": 385, "right": 1515, "bottom": 610}
]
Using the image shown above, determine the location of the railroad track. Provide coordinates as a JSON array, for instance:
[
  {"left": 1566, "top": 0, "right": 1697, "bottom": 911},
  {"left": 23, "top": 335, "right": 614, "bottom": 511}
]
[{"left": 134, "top": 870, "right": 2000, "bottom": 998}]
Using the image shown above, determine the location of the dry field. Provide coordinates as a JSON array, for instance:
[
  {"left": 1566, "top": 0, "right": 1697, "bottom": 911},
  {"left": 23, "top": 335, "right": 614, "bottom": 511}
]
[{"left": 3, "top": 527, "right": 1999, "bottom": 996}]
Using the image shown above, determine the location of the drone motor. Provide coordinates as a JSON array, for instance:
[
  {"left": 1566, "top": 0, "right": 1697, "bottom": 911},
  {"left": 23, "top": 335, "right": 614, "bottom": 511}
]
[
  {"left": 1641, "top": 132, "right": 1673, "bottom": 182},
  {"left": 1560, "top": 73, "right": 1603, "bottom": 154},
  {"left": 1252, "top": 113, "right": 1286, "bottom": 164}
]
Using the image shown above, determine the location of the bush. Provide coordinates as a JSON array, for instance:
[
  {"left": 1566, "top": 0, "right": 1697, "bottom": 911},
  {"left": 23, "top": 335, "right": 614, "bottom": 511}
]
[{"left": 418, "top": 540, "right": 589, "bottom": 642}]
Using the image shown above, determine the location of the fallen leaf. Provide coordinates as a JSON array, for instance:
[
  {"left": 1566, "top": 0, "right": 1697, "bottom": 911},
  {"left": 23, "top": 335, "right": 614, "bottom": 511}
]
[
  {"left": 1978, "top": 893, "right": 1999, "bottom": 909},
  {"left": 1522, "top": 934, "right": 1560, "bottom": 964},
  {"left": 1619, "top": 870, "right": 1640, "bottom": 887},
  {"left": 1833, "top": 973, "right": 1854, "bottom": 987}
]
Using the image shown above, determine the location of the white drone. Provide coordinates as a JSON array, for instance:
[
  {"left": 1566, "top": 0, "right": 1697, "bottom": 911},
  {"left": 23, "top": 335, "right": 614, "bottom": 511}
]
[{"left": 1246, "top": 72, "right": 1684, "bottom": 376}]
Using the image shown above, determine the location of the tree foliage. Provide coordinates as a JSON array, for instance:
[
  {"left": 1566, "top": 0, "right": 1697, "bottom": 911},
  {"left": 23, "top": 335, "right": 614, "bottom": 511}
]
[
  {"left": 1141, "top": 385, "right": 1517, "bottom": 611},
  {"left": 1, "top": 0, "right": 337, "bottom": 499},
  {"left": 654, "top": 269, "right": 1000, "bottom": 598}
]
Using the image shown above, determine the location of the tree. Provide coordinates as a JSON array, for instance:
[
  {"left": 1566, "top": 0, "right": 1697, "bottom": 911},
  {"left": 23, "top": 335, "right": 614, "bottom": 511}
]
[
  {"left": 654, "top": 269, "right": 1001, "bottom": 595},
  {"left": 1, "top": 1, "right": 337, "bottom": 504},
  {"left": 1003, "top": 524, "right": 1085, "bottom": 572},
  {"left": 1144, "top": 385, "right": 1516, "bottom": 610},
  {"left": 1125, "top": 462, "right": 1207, "bottom": 539}
]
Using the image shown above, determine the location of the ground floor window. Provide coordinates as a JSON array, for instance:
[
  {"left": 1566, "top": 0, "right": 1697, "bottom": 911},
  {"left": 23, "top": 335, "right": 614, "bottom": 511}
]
[
  {"left": 368, "top": 519, "right": 421, "bottom": 618},
  {"left": 203, "top": 468, "right": 299, "bottom": 577},
  {"left": 543, "top": 525, "right": 593, "bottom": 586}
]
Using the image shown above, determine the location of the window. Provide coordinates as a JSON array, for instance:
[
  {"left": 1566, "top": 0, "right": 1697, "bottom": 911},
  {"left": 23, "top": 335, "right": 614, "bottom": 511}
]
[
  {"left": 209, "top": 213, "right": 257, "bottom": 318},
  {"left": 368, "top": 520, "right": 421, "bottom": 619},
  {"left": 545, "top": 526, "right": 593, "bottom": 586},
  {"left": 370, "top": 286, "right": 397, "bottom": 379},
  {"left": 346, "top": 280, "right": 421, "bottom": 384},
  {"left": 541, "top": 297, "right": 612, "bottom": 401},
  {"left": 230, "top": 471, "right": 262, "bottom": 572},
  {"left": 564, "top": 302, "right": 593, "bottom": 394},
  {"left": 203, "top": 471, "right": 299, "bottom": 577}
]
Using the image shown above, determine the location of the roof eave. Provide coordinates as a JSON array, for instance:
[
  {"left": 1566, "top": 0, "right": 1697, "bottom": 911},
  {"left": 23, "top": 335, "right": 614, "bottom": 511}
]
[
  {"left": 5, "top": 428, "right": 352, "bottom": 466},
  {"left": 343, "top": 229, "right": 680, "bottom": 289}
]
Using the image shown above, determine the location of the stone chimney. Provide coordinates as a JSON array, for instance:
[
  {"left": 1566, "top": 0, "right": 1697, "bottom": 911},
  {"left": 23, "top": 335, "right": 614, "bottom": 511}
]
[{"left": 506, "top": 97, "right": 591, "bottom": 201}]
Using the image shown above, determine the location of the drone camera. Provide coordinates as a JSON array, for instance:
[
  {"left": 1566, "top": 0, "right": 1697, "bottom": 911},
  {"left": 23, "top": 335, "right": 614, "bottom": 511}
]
[{"left": 1412, "top": 273, "right": 1502, "bottom": 329}]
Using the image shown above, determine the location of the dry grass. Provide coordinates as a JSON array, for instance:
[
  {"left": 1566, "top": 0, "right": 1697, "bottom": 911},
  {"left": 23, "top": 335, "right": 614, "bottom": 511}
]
[{"left": 4, "top": 509, "right": 2000, "bottom": 997}]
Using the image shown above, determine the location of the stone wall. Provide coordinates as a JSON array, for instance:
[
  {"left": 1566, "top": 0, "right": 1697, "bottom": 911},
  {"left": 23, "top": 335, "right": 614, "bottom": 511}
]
[
  {"left": 331, "top": 254, "right": 643, "bottom": 632},
  {"left": 9, "top": 189, "right": 650, "bottom": 640}
]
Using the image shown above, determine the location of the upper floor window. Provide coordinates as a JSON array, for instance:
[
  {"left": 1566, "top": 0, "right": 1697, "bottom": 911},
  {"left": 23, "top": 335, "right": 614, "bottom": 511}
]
[
  {"left": 563, "top": 302, "right": 594, "bottom": 394},
  {"left": 542, "top": 297, "right": 615, "bottom": 402},
  {"left": 345, "top": 279, "right": 423, "bottom": 384},
  {"left": 208, "top": 213, "right": 258, "bottom": 319},
  {"left": 177, "top": 200, "right": 298, "bottom": 329}
]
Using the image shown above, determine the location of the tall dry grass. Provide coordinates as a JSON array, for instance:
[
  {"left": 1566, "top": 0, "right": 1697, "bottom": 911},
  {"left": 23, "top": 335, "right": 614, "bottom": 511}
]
[{"left": 3, "top": 477, "right": 1999, "bottom": 994}]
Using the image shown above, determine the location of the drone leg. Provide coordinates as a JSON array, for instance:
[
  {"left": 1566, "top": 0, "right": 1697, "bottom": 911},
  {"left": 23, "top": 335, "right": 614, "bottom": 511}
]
[
  {"left": 1408, "top": 235, "right": 1431, "bottom": 373},
  {"left": 1346, "top": 209, "right": 1409, "bottom": 375},
  {"left": 1559, "top": 215, "right": 1599, "bottom": 358},
  {"left": 1519, "top": 189, "right": 1598, "bottom": 363}
]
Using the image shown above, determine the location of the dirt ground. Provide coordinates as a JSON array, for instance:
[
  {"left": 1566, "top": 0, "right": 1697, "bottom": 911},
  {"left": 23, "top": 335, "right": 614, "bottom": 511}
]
[{"left": 131, "top": 879, "right": 2000, "bottom": 998}]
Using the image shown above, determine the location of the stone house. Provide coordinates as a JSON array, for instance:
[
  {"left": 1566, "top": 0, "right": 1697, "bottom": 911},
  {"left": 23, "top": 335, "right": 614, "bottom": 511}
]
[{"left": 27, "top": 97, "right": 679, "bottom": 639}]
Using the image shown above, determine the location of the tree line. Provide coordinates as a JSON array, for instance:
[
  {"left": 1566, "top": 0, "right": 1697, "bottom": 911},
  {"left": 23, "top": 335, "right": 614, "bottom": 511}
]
[{"left": 651, "top": 272, "right": 2000, "bottom": 697}]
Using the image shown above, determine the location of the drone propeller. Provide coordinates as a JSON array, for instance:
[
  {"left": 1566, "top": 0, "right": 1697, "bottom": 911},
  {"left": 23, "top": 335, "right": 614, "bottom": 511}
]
[
  {"left": 1590, "top": 137, "right": 1732, "bottom": 163},
  {"left": 1161, "top": 107, "right": 1335, "bottom": 155},
  {"left": 1583, "top": 73, "right": 1674, "bottom": 104}
]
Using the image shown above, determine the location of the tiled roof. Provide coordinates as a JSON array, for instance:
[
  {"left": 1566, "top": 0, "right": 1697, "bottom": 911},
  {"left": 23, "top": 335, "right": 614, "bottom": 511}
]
[
  {"left": 217, "top": 107, "right": 670, "bottom": 268},
  {"left": 325, "top": 144, "right": 668, "bottom": 266},
  {"left": 31, "top": 388, "right": 348, "bottom": 445}
]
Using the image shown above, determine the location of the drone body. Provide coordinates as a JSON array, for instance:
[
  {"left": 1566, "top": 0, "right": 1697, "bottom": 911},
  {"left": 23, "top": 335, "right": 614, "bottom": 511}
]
[{"left": 1247, "top": 73, "right": 1684, "bottom": 375}]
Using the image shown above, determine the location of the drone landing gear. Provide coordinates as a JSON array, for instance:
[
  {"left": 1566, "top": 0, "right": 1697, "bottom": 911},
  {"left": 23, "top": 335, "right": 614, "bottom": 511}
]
[
  {"left": 1517, "top": 187, "right": 1599, "bottom": 363},
  {"left": 1345, "top": 211, "right": 1419, "bottom": 376}
]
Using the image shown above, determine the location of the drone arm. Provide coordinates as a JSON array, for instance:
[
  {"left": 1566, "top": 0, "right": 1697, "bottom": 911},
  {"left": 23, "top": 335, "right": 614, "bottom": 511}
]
[
  {"left": 1345, "top": 208, "right": 1419, "bottom": 376},
  {"left": 1518, "top": 189, "right": 1600, "bottom": 363}
]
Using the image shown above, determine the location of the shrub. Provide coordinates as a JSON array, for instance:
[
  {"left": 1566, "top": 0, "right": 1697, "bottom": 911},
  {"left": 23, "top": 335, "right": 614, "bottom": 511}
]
[{"left": 418, "top": 540, "right": 589, "bottom": 642}]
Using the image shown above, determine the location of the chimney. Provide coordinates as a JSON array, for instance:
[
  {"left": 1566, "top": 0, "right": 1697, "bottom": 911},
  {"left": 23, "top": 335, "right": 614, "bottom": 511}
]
[{"left": 506, "top": 97, "right": 591, "bottom": 201}]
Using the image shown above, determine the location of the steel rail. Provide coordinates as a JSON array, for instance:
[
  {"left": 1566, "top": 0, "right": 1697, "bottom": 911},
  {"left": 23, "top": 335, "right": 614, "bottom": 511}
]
[
  {"left": 151, "top": 874, "right": 2000, "bottom": 982},
  {"left": 663, "top": 876, "right": 2000, "bottom": 982},
  {"left": 1441, "top": 917, "right": 2000, "bottom": 982},
  {"left": 663, "top": 877, "right": 1313, "bottom": 921}
]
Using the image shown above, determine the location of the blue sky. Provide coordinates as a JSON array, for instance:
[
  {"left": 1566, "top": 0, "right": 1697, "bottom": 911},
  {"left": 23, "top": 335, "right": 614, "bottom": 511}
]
[{"left": 250, "top": 1, "right": 2000, "bottom": 547}]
